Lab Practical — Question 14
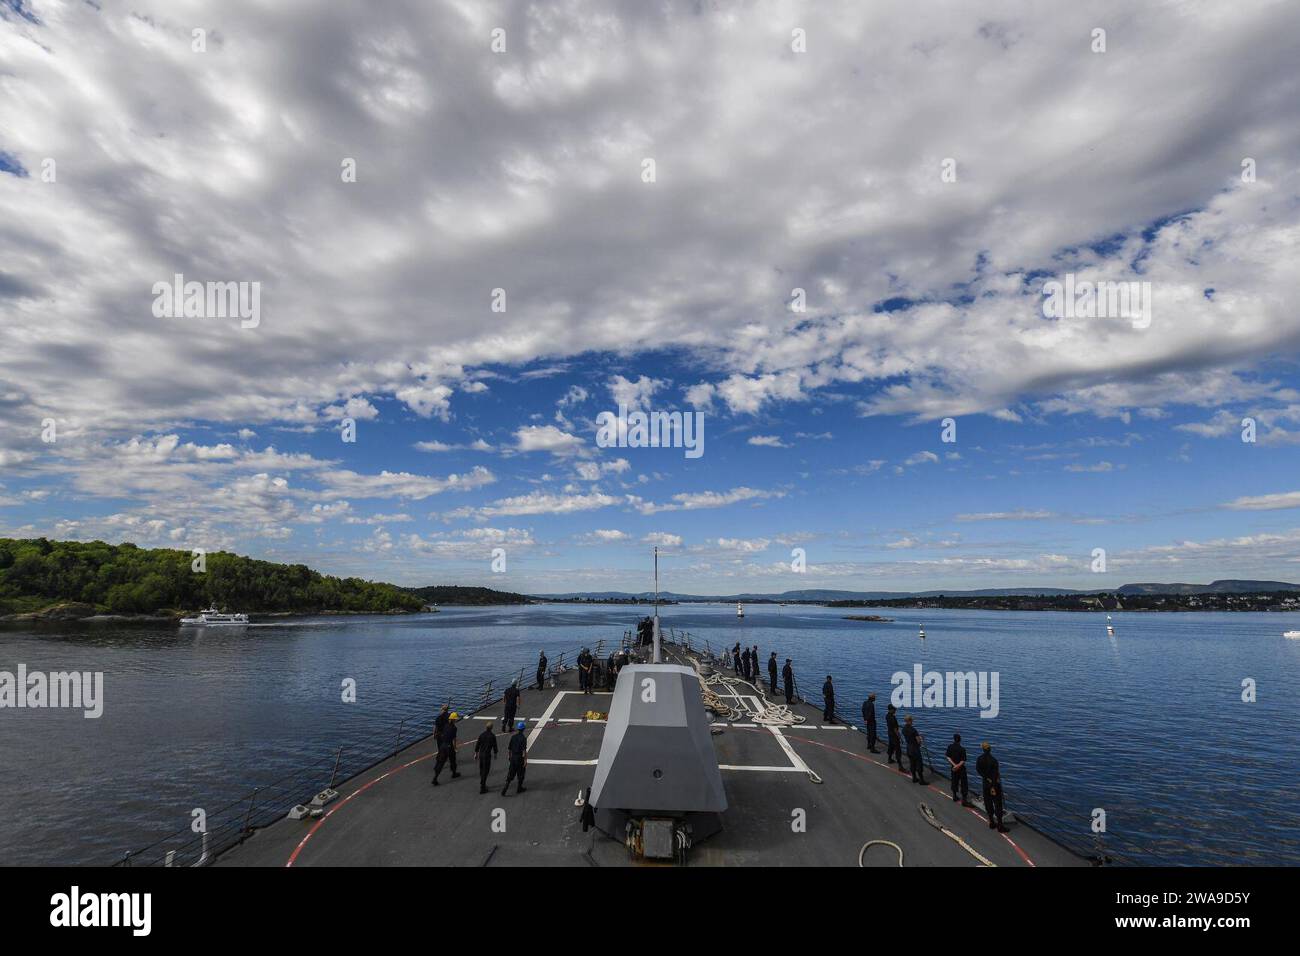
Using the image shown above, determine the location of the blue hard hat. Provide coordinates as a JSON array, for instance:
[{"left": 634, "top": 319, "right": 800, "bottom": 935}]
[{"left": 516, "top": 721, "right": 526, "bottom": 730}]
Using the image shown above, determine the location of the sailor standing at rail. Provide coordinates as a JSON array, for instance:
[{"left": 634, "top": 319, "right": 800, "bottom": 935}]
[
  {"left": 752, "top": 646, "right": 760, "bottom": 684},
  {"left": 822, "top": 675, "right": 836, "bottom": 722},
  {"left": 741, "top": 646, "right": 752, "bottom": 680},
  {"left": 501, "top": 680, "right": 520, "bottom": 733},
  {"left": 434, "top": 703, "right": 451, "bottom": 748},
  {"left": 768, "top": 652, "right": 778, "bottom": 694},
  {"left": 976, "top": 742, "right": 1008, "bottom": 832},
  {"left": 501, "top": 721, "right": 528, "bottom": 795},
  {"left": 732, "top": 642, "right": 742, "bottom": 674},
  {"left": 474, "top": 722, "right": 498, "bottom": 794},
  {"left": 782, "top": 658, "right": 795, "bottom": 704},
  {"left": 946, "top": 733, "right": 971, "bottom": 806},
  {"left": 902, "top": 715, "right": 927, "bottom": 784},
  {"left": 431, "top": 712, "right": 461, "bottom": 786},
  {"left": 885, "top": 703, "right": 903, "bottom": 766},
  {"left": 535, "top": 651, "right": 548, "bottom": 690},
  {"left": 862, "top": 693, "right": 879, "bottom": 752},
  {"left": 578, "top": 647, "right": 593, "bottom": 694}
]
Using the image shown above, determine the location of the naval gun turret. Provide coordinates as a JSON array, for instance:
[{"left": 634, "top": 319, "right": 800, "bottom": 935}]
[
  {"left": 589, "top": 659, "right": 727, "bottom": 860},
  {"left": 588, "top": 551, "right": 727, "bottom": 861}
]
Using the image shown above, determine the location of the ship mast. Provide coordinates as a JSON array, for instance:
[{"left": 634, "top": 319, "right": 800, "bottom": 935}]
[{"left": 653, "top": 546, "right": 662, "bottom": 663}]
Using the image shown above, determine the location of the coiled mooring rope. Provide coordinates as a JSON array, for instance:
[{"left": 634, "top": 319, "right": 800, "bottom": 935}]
[
  {"left": 857, "top": 805, "right": 997, "bottom": 868},
  {"left": 858, "top": 839, "right": 904, "bottom": 867},
  {"left": 918, "top": 801, "right": 996, "bottom": 867},
  {"left": 694, "top": 661, "right": 806, "bottom": 726}
]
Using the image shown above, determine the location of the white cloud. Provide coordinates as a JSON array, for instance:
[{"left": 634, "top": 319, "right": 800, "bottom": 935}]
[
  {"left": 450, "top": 490, "right": 624, "bottom": 518},
  {"left": 1, "top": 1, "right": 1297, "bottom": 461},
  {"left": 321, "top": 397, "right": 379, "bottom": 421},
  {"left": 713, "top": 537, "right": 771, "bottom": 553},
  {"left": 515, "top": 425, "right": 583, "bottom": 455},
  {"left": 955, "top": 510, "right": 1057, "bottom": 522},
  {"left": 608, "top": 375, "right": 665, "bottom": 410},
  {"left": 747, "top": 435, "right": 788, "bottom": 448},
  {"left": 404, "top": 527, "right": 535, "bottom": 558},
  {"left": 637, "top": 486, "right": 785, "bottom": 515},
  {"left": 1223, "top": 491, "right": 1300, "bottom": 511},
  {"left": 558, "top": 385, "right": 589, "bottom": 407},
  {"left": 317, "top": 466, "right": 494, "bottom": 501},
  {"left": 643, "top": 532, "right": 683, "bottom": 548},
  {"left": 575, "top": 457, "right": 630, "bottom": 480}
]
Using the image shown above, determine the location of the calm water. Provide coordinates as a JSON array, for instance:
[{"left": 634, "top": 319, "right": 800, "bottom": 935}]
[{"left": 1, "top": 604, "right": 1297, "bottom": 866}]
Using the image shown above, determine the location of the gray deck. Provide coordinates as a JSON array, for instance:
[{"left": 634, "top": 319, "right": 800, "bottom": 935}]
[{"left": 216, "top": 642, "right": 1086, "bottom": 867}]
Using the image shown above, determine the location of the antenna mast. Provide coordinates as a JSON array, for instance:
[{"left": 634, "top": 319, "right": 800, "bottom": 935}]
[{"left": 652, "top": 547, "right": 662, "bottom": 663}]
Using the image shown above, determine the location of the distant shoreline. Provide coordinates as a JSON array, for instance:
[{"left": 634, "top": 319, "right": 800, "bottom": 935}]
[{"left": 11, "top": 583, "right": 1300, "bottom": 625}]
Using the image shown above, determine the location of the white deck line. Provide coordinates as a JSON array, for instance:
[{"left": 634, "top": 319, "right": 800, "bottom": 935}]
[
  {"left": 718, "top": 764, "right": 806, "bottom": 772},
  {"left": 528, "top": 758, "right": 598, "bottom": 766},
  {"left": 526, "top": 690, "right": 569, "bottom": 749},
  {"left": 768, "top": 725, "right": 815, "bottom": 775}
]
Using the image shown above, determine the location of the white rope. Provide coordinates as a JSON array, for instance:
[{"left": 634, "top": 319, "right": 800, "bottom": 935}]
[
  {"left": 918, "top": 802, "right": 997, "bottom": 867},
  {"left": 693, "top": 661, "right": 805, "bottom": 726},
  {"left": 858, "top": 840, "right": 904, "bottom": 867}
]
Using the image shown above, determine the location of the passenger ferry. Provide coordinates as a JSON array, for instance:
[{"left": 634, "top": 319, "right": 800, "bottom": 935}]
[{"left": 180, "top": 607, "right": 250, "bottom": 626}]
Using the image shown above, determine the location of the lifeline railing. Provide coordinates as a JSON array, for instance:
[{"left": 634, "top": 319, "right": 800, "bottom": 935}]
[
  {"left": 664, "top": 631, "right": 1136, "bottom": 865},
  {"left": 113, "top": 642, "right": 594, "bottom": 867}
]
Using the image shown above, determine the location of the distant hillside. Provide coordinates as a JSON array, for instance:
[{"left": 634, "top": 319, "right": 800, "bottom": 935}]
[
  {"left": 1115, "top": 580, "right": 1300, "bottom": 595},
  {"left": 533, "top": 580, "right": 1300, "bottom": 603},
  {"left": 0, "top": 538, "right": 423, "bottom": 616},
  {"left": 405, "top": 585, "right": 532, "bottom": 606}
]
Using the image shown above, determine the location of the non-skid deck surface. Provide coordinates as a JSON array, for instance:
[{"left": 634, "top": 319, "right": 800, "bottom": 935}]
[{"left": 216, "top": 644, "right": 1086, "bottom": 868}]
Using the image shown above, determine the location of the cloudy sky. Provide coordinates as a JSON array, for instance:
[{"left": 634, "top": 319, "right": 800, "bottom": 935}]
[{"left": 2, "top": 0, "right": 1300, "bottom": 593}]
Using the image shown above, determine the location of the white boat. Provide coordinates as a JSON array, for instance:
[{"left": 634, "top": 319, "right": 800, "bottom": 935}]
[
  {"left": 736, "top": 602, "right": 745, "bottom": 618},
  {"left": 180, "top": 607, "right": 250, "bottom": 626},
  {"left": 1285, "top": 630, "right": 1300, "bottom": 639},
  {"left": 1106, "top": 615, "right": 1115, "bottom": 637},
  {"left": 918, "top": 625, "right": 926, "bottom": 640}
]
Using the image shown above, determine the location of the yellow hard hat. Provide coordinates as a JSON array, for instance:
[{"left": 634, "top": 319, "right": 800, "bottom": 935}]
[{"left": 450, "top": 712, "right": 460, "bottom": 720}]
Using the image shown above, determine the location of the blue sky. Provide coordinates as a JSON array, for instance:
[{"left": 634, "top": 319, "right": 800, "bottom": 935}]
[
  {"left": 6, "top": 346, "right": 1300, "bottom": 593},
  {"left": 3, "top": 0, "right": 1300, "bottom": 592}
]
